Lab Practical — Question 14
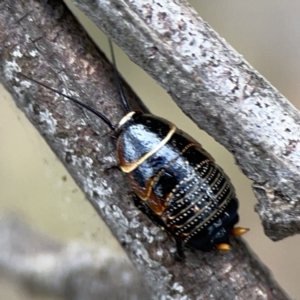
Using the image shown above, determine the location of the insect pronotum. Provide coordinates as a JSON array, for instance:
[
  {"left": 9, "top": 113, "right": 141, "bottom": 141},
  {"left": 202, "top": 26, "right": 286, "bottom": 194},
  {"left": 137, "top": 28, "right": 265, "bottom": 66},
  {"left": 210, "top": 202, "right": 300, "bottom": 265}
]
[{"left": 20, "top": 40, "right": 248, "bottom": 259}]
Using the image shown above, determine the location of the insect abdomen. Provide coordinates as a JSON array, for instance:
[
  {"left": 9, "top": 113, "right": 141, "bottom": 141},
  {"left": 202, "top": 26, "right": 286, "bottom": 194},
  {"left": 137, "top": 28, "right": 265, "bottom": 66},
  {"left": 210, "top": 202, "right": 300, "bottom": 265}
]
[
  {"left": 117, "top": 112, "right": 239, "bottom": 251},
  {"left": 163, "top": 160, "right": 239, "bottom": 251}
]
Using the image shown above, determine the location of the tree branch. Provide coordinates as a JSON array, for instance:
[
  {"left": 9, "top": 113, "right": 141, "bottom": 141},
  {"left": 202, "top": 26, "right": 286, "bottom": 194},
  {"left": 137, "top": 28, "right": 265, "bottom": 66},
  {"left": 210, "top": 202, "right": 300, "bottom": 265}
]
[
  {"left": 72, "top": 0, "right": 300, "bottom": 242},
  {"left": 0, "top": 0, "right": 291, "bottom": 299},
  {"left": 0, "top": 214, "right": 149, "bottom": 300}
]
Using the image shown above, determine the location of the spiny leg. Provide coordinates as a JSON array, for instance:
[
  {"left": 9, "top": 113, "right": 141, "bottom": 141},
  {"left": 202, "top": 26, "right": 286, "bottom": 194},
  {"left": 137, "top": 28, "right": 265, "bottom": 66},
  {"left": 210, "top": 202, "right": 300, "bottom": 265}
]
[
  {"left": 174, "top": 240, "right": 185, "bottom": 261},
  {"left": 132, "top": 194, "right": 186, "bottom": 260}
]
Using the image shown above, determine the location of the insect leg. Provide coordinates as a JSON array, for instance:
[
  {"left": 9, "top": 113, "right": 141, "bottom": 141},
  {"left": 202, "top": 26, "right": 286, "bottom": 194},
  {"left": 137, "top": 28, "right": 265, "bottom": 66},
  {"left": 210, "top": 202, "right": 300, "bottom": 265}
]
[
  {"left": 132, "top": 194, "right": 185, "bottom": 260},
  {"left": 132, "top": 194, "right": 168, "bottom": 231}
]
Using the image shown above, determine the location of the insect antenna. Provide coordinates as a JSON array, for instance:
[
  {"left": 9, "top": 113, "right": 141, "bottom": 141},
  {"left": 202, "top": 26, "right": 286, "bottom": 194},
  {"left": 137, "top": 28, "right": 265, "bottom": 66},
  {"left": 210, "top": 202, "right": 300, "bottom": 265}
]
[
  {"left": 108, "top": 39, "right": 131, "bottom": 112},
  {"left": 19, "top": 73, "right": 116, "bottom": 131}
]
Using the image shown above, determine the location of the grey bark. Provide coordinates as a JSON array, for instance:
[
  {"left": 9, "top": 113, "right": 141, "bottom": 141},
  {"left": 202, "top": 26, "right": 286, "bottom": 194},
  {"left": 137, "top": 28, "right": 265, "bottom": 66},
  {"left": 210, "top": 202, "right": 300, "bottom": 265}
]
[
  {"left": 72, "top": 0, "right": 300, "bottom": 242},
  {"left": 0, "top": 0, "right": 292, "bottom": 299},
  {"left": 0, "top": 214, "right": 149, "bottom": 300}
]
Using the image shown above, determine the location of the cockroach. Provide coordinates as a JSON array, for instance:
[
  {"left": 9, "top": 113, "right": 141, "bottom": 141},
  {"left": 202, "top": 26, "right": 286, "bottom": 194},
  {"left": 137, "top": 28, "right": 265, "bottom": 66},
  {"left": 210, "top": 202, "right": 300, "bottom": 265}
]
[{"left": 20, "top": 40, "right": 248, "bottom": 259}]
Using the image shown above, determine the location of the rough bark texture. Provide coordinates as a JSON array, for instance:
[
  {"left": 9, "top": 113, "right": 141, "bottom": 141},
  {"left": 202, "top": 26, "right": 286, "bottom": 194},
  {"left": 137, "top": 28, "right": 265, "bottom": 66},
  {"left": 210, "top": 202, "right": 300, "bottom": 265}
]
[
  {"left": 72, "top": 0, "right": 300, "bottom": 242},
  {"left": 0, "top": 0, "right": 292, "bottom": 299}
]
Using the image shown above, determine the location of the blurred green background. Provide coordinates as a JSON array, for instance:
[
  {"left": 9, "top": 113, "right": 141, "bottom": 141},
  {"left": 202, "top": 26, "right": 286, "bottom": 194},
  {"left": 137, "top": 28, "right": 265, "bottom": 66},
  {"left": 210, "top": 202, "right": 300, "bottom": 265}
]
[{"left": 1, "top": 1, "right": 300, "bottom": 298}]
